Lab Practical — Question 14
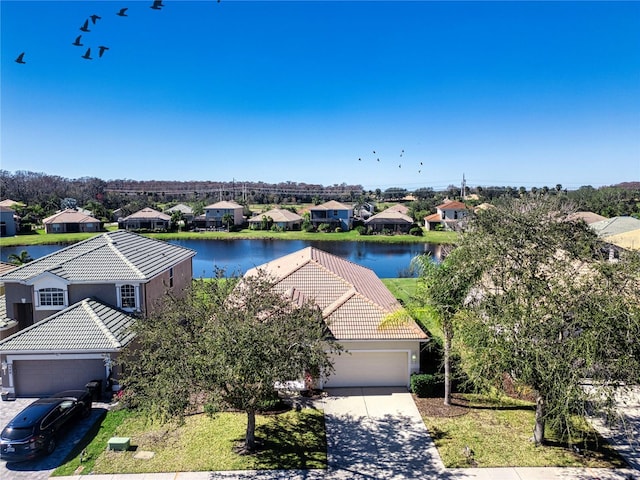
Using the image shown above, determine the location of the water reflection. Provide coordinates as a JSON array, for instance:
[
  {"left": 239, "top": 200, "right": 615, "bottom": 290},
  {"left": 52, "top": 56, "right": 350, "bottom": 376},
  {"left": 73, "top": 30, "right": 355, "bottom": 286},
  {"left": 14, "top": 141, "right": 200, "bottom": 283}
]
[{"left": 0, "top": 239, "right": 443, "bottom": 278}]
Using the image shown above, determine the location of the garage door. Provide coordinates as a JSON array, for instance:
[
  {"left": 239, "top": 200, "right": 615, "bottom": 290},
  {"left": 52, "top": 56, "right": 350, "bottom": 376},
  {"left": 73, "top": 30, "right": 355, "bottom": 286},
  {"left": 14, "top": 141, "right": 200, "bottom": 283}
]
[
  {"left": 13, "top": 359, "right": 106, "bottom": 397},
  {"left": 325, "top": 351, "right": 409, "bottom": 388}
]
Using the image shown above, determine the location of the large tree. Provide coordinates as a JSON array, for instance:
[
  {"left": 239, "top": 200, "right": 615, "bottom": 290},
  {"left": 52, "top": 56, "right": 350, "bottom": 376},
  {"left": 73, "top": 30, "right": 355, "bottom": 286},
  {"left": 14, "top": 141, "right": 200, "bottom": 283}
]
[
  {"left": 453, "top": 196, "right": 640, "bottom": 445},
  {"left": 121, "top": 272, "right": 338, "bottom": 452}
]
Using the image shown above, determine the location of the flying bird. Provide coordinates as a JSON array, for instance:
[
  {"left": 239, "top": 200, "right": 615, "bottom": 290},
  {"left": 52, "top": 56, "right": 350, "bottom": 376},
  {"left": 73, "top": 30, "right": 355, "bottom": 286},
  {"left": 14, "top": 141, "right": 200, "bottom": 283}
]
[
  {"left": 98, "top": 46, "right": 109, "bottom": 58},
  {"left": 80, "top": 19, "right": 90, "bottom": 32},
  {"left": 72, "top": 35, "right": 83, "bottom": 46},
  {"left": 90, "top": 14, "right": 101, "bottom": 24},
  {"left": 150, "top": 0, "right": 164, "bottom": 9},
  {"left": 82, "top": 48, "right": 92, "bottom": 60},
  {"left": 15, "top": 52, "right": 26, "bottom": 64},
  {"left": 116, "top": 7, "right": 128, "bottom": 16}
]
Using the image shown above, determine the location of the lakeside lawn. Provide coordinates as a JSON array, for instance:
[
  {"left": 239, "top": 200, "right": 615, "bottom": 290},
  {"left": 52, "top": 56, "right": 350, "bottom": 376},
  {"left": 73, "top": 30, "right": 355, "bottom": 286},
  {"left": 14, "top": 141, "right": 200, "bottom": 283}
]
[
  {"left": 53, "top": 407, "right": 326, "bottom": 476},
  {"left": 0, "top": 228, "right": 457, "bottom": 248},
  {"left": 416, "top": 393, "right": 628, "bottom": 469}
]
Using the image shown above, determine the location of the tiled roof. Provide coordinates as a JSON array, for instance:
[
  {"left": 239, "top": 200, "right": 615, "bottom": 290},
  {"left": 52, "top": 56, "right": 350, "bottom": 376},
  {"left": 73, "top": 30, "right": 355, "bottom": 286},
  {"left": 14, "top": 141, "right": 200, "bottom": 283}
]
[
  {"left": 0, "top": 298, "right": 136, "bottom": 352},
  {"left": 0, "top": 262, "right": 17, "bottom": 276},
  {"left": 166, "top": 204, "right": 194, "bottom": 214},
  {"left": 248, "top": 208, "right": 303, "bottom": 223},
  {"left": 590, "top": 216, "right": 640, "bottom": 238},
  {"left": 310, "top": 200, "right": 352, "bottom": 211},
  {"left": 0, "top": 199, "right": 21, "bottom": 208},
  {"left": 437, "top": 200, "right": 467, "bottom": 210},
  {"left": 0, "top": 230, "right": 195, "bottom": 283},
  {"left": 0, "top": 206, "right": 15, "bottom": 213},
  {"left": 365, "top": 210, "right": 413, "bottom": 224},
  {"left": 204, "top": 201, "right": 243, "bottom": 210},
  {"left": 246, "top": 247, "right": 427, "bottom": 341},
  {"left": 385, "top": 204, "right": 409, "bottom": 214},
  {"left": 424, "top": 212, "right": 442, "bottom": 222},
  {"left": 123, "top": 207, "right": 171, "bottom": 221},
  {"left": 42, "top": 209, "right": 100, "bottom": 225},
  {"left": 568, "top": 212, "right": 608, "bottom": 225}
]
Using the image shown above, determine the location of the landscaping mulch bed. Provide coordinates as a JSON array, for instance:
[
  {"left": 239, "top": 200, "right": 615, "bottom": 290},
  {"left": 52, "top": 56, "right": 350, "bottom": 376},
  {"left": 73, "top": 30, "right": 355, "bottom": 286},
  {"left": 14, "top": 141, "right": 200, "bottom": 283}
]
[{"left": 412, "top": 393, "right": 470, "bottom": 418}]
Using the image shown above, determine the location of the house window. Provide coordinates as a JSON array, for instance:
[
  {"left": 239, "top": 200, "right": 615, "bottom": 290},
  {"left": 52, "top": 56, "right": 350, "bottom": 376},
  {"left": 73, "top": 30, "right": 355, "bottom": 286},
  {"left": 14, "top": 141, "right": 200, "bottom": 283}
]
[
  {"left": 169, "top": 267, "right": 174, "bottom": 288},
  {"left": 120, "top": 284, "right": 136, "bottom": 309},
  {"left": 333, "top": 210, "right": 338, "bottom": 216},
  {"left": 39, "top": 288, "right": 65, "bottom": 307}
]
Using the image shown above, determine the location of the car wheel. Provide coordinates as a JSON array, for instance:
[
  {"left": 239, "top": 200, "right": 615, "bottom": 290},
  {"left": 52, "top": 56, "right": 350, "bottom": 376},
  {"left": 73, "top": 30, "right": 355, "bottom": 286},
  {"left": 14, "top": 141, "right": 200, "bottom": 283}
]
[{"left": 46, "top": 437, "right": 56, "bottom": 455}]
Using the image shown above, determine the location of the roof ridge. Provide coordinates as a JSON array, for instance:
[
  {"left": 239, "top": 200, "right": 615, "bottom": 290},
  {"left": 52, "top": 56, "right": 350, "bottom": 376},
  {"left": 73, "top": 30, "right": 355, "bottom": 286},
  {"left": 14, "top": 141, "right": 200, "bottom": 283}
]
[
  {"left": 322, "top": 287, "right": 357, "bottom": 318},
  {"left": 106, "top": 235, "right": 145, "bottom": 278},
  {"left": 83, "top": 299, "right": 122, "bottom": 348}
]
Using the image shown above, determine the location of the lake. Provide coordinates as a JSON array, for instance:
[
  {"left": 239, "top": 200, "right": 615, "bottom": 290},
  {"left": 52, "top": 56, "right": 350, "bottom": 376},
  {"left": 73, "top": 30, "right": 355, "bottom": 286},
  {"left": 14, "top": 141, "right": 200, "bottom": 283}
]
[{"left": 0, "top": 239, "right": 443, "bottom": 278}]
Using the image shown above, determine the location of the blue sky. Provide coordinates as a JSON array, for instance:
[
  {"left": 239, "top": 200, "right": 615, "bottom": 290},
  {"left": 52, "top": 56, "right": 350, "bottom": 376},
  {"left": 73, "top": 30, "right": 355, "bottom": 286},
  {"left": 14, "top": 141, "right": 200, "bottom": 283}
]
[{"left": 2, "top": 1, "right": 639, "bottom": 191}]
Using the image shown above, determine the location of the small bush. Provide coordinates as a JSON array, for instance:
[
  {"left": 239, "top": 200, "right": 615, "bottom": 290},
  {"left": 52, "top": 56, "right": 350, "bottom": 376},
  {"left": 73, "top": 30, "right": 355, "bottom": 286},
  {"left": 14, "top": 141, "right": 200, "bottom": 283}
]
[
  {"left": 334, "top": 227, "right": 343, "bottom": 233},
  {"left": 318, "top": 223, "right": 331, "bottom": 232},
  {"left": 411, "top": 373, "right": 442, "bottom": 398},
  {"left": 355, "top": 225, "right": 367, "bottom": 235},
  {"left": 409, "top": 227, "right": 424, "bottom": 236}
]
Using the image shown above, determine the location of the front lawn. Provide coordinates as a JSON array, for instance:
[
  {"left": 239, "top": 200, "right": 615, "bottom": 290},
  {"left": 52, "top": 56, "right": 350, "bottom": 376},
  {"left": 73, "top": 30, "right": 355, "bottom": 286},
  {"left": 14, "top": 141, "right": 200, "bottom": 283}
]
[
  {"left": 416, "top": 393, "right": 628, "bottom": 468},
  {"left": 53, "top": 407, "right": 326, "bottom": 475}
]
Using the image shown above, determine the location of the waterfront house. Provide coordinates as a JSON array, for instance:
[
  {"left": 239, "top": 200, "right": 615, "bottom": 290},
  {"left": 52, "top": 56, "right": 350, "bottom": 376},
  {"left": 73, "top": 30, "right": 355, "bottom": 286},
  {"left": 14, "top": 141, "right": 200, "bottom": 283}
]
[{"left": 309, "top": 200, "right": 353, "bottom": 231}]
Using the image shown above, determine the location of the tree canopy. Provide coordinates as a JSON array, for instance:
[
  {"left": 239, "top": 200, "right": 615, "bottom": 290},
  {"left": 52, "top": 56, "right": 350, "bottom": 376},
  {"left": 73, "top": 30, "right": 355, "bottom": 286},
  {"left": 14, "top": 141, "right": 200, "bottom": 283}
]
[
  {"left": 121, "top": 271, "right": 339, "bottom": 452},
  {"left": 451, "top": 197, "right": 640, "bottom": 445}
]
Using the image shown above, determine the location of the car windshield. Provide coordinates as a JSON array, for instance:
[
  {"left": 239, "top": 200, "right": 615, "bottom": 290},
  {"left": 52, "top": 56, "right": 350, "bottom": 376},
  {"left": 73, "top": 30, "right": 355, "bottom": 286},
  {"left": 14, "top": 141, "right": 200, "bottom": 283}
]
[{"left": 1, "top": 426, "right": 34, "bottom": 440}]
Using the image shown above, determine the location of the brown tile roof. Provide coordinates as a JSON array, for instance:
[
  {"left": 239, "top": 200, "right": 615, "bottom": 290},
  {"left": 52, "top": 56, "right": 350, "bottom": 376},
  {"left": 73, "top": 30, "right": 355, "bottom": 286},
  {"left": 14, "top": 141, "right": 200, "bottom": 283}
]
[
  {"left": 0, "top": 262, "right": 17, "bottom": 275},
  {"left": 437, "top": 200, "right": 467, "bottom": 210},
  {"left": 43, "top": 209, "right": 100, "bottom": 224},
  {"left": 0, "top": 199, "right": 21, "bottom": 208},
  {"left": 385, "top": 204, "right": 409, "bottom": 214},
  {"left": 424, "top": 212, "right": 442, "bottom": 222},
  {"left": 246, "top": 247, "right": 427, "bottom": 341},
  {"left": 568, "top": 211, "right": 608, "bottom": 225},
  {"left": 365, "top": 210, "right": 413, "bottom": 225}
]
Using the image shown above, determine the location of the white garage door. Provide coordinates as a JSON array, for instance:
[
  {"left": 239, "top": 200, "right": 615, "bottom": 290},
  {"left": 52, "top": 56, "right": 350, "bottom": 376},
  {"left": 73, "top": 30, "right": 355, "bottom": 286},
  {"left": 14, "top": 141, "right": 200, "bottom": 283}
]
[
  {"left": 13, "top": 359, "right": 106, "bottom": 397},
  {"left": 325, "top": 351, "right": 409, "bottom": 388}
]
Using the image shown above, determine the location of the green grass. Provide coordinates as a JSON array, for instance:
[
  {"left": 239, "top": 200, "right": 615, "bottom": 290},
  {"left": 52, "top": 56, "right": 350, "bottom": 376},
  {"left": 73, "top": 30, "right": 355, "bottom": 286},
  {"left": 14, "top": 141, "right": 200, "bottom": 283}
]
[
  {"left": 0, "top": 228, "right": 457, "bottom": 247},
  {"left": 422, "top": 393, "right": 628, "bottom": 468},
  {"left": 52, "top": 408, "right": 326, "bottom": 475}
]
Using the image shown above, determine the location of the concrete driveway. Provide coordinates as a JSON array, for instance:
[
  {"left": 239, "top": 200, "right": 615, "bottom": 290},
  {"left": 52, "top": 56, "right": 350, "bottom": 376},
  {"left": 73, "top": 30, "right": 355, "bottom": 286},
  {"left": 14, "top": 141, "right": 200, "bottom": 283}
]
[
  {"left": 0, "top": 397, "right": 109, "bottom": 480},
  {"left": 321, "top": 387, "right": 444, "bottom": 479}
]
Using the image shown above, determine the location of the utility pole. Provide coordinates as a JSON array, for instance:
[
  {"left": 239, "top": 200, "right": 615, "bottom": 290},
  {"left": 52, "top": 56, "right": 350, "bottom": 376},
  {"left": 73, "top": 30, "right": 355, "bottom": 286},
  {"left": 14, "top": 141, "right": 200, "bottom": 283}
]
[{"left": 461, "top": 173, "right": 466, "bottom": 200}]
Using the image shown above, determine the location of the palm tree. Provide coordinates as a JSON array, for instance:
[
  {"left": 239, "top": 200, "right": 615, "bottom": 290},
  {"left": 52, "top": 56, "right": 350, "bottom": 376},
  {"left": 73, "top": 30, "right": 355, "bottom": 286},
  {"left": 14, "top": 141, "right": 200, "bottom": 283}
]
[
  {"left": 8, "top": 250, "right": 33, "bottom": 266},
  {"left": 222, "top": 213, "right": 234, "bottom": 231}
]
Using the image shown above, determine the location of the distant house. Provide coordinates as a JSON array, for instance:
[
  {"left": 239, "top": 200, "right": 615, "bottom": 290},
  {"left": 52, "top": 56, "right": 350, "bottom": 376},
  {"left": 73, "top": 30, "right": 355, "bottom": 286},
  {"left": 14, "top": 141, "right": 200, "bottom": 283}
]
[
  {"left": 42, "top": 209, "right": 103, "bottom": 234},
  {"left": 568, "top": 211, "right": 608, "bottom": 225},
  {"left": 0, "top": 206, "right": 16, "bottom": 237},
  {"left": 203, "top": 201, "right": 244, "bottom": 229},
  {"left": 309, "top": 200, "right": 353, "bottom": 231},
  {"left": 248, "top": 208, "right": 303, "bottom": 231},
  {"left": 119, "top": 207, "right": 171, "bottom": 231},
  {"left": 365, "top": 208, "right": 414, "bottom": 234},
  {"left": 589, "top": 216, "right": 640, "bottom": 252},
  {"left": 424, "top": 200, "right": 468, "bottom": 231},
  {"left": 166, "top": 204, "right": 195, "bottom": 223},
  {"left": 0, "top": 230, "right": 195, "bottom": 396},
  {"left": 246, "top": 247, "right": 428, "bottom": 388},
  {"left": 0, "top": 199, "right": 22, "bottom": 209}
]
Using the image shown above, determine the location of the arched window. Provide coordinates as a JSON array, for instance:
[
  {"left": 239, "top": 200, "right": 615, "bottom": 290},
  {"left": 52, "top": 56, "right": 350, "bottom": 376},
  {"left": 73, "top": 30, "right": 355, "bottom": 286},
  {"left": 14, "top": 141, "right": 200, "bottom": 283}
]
[{"left": 38, "top": 287, "right": 65, "bottom": 307}]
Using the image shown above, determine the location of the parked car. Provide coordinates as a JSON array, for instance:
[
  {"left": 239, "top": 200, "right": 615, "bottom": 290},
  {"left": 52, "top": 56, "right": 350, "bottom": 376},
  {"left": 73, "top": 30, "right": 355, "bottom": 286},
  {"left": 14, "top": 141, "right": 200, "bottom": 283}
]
[{"left": 0, "top": 390, "right": 92, "bottom": 462}]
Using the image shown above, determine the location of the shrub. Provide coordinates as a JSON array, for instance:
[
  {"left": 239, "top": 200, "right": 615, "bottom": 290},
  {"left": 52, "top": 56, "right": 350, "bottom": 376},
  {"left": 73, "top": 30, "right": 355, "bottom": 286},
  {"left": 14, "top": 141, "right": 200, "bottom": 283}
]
[
  {"left": 318, "top": 223, "right": 331, "bottom": 233},
  {"left": 411, "top": 373, "right": 442, "bottom": 398},
  {"left": 334, "top": 227, "right": 343, "bottom": 233},
  {"left": 355, "top": 225, "right": 367, "bottom": 235},
  {"left": 409, "top": 227, "right": 424, "bottom": 236}
]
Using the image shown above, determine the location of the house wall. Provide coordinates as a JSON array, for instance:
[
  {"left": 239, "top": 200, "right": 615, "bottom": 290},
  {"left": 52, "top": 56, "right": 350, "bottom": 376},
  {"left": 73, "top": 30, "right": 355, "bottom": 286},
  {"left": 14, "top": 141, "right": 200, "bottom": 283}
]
[
  {"left": 3, "top": 283, "right": 35, "bottom": 324},
  {"left": 204, "top": 207, "right": 244, "bottom": 227},
  {"left": 69, "top": 283, "right": 119, "bottom": 308},
  {"left": 143, "top": 257, "right": 193, "bottom": 316},
  {"left": 310, "top": 209, "right": 352, "bottom": 231},
  {"left": 0, "top": 210, "right": 16, "bottom": 237}
]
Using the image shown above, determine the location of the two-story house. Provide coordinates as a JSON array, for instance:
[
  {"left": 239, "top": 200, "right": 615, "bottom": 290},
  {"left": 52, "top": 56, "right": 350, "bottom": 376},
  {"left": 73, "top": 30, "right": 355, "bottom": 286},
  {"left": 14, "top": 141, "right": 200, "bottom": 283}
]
[
  {"left": 203, "top": 201, "right": 244, "bottom": 229},
  {"left": 424, "top": 200, "right": 468, "bottom": 231},
  {"left": 309, "top": 200, "right": 353, "bottom": 231},
  {"left": 0, "top": 230, "right": 195, "bottom": 397}
]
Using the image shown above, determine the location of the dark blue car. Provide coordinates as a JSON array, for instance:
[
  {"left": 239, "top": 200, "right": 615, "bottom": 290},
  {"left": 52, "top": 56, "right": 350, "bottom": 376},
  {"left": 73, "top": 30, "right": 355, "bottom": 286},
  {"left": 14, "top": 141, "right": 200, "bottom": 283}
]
[{"left": 0, "top": 390, "right": 92, "bottom": 462}]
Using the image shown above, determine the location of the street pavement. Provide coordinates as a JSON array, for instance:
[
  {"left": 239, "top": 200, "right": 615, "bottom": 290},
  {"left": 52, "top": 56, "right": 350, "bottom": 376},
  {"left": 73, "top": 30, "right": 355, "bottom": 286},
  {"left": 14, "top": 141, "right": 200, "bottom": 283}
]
[{"left": 1, "top": 387, "right": 638, "bottom": 480}]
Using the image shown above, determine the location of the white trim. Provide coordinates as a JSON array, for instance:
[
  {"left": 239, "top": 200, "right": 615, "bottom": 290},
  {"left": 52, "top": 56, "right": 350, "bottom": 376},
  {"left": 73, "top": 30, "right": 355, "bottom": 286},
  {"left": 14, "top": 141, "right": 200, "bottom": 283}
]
[{"left": 115, "top": 283, "right": 140, "bottom": 312}]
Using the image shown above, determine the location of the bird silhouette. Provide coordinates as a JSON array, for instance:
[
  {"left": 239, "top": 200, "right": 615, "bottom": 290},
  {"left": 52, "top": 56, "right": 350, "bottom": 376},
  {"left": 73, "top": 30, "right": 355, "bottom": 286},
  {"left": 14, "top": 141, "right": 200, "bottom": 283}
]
[
  {"left": 80, "top": 19, "right": 90, "bottom": 32},
  {"left": 150, "top": 0, "right": 164, "bottom": 9},
  {"left": 72, "top": 35, "right": 83, "bottom": 46},
  {"left": 116, "top": 7, "right": 128, "bottom": 16},
  {"left": 15, "top": 52, "right": 26, "bottom": 64},
  {"left": 376, "top": 158, "right": 380, "bottom": 162},
  {"left": 82, "top": 48, "right": 92, "bottom": 60},
  {"left": 373, "top": 150, "right": 376, "bottom": 154},
  {"left": 98, "top": 46, "right": 109, "bottom": 58},
  {"left": 358, "top": 158, "right": 362, "bottom": 161},
  {"left": 90, "top": 14, "right": 101, "bottom": 24}
]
